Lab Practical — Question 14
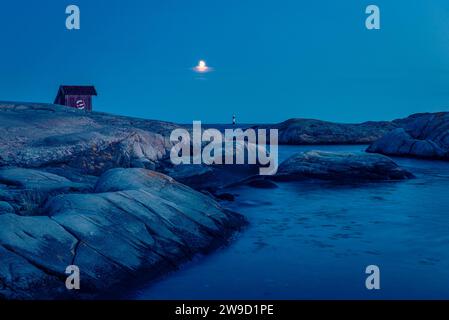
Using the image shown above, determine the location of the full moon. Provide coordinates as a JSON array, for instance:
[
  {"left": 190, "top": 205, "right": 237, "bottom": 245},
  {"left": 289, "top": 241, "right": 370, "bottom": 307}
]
[{"left": 193, "top": 60, "right": 211, "bottom": 73}]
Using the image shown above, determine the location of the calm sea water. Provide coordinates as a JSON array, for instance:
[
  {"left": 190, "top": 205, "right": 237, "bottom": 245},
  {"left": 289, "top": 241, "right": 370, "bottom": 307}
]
[{"left": 131, "top": 145, "right": 449, "bottom": 300}]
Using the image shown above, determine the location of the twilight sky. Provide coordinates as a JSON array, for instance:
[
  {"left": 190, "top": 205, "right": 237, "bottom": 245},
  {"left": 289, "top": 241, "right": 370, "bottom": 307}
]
[{"left": 0, "top": 0, "right": 449, "bottom": 123}]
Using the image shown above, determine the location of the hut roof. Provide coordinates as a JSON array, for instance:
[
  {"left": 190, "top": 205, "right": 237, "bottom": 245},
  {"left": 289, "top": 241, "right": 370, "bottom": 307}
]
[{"left": 58, "top": 86, "right": 97, "bottom": 96}]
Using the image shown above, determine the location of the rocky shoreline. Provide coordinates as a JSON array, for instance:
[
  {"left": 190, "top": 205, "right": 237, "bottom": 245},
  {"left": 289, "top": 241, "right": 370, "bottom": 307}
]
[
  {"left": 0, "top": 102, "right": 446, "bottom": 299},
  {"left": 0, "top": 103, "right": 247, "bottom": 299}
]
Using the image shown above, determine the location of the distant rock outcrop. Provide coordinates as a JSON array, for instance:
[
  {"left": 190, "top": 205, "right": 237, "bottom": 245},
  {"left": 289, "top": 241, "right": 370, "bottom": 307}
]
[
  {"left": 257, "top": 118, "right": 397, "bottom": 145},
  {"left": 272, "top": 151, "right": 414, "bottom": 181},
  {"left": 367, "top": 112, "right": 449, "bottom": 160}
]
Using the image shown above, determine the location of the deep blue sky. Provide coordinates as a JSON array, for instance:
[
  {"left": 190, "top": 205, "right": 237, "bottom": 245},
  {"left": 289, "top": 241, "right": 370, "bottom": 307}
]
[{"left": 1, "top": 0, "right": 449, "bottom": 123}]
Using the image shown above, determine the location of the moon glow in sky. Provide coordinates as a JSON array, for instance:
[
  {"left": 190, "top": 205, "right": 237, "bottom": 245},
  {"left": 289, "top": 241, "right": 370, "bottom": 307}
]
[{"left": 193, "top": 60, "right": 212, "bottom": 73}]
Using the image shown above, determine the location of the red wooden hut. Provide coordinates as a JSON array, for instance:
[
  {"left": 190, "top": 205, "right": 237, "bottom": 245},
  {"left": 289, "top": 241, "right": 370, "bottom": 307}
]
[{"left": 54, "top": 85, "right": 97, "bottom": 112}]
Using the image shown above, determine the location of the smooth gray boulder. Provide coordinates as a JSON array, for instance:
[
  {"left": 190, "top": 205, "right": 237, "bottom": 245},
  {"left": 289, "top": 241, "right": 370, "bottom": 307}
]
[
  {"left": 93, "top": 168, "right": 242, "bottom": 233},
  {"left": 367, "top": 112, "right": 449, "bottom": 160},
  {"left": 272, "top": 151, "right": 414, "bottom": 181}
]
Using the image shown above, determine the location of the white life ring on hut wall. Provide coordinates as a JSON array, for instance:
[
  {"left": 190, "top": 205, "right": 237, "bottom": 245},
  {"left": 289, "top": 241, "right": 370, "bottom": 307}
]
[{"left": 76, "top": 99, "right": 86, "bottom": 110}]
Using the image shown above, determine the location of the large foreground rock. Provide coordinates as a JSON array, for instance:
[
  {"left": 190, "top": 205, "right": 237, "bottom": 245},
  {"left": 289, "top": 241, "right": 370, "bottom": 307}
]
[
  {"left": 0, "top": 168, "right": 245, "bottom": 299},
  {"left": 256, "top": 118, "right": 397, "bottom": 145},
  {"left": 272, "top": 151, "right": 414, "bottom": 181},
  {"left": 367, "top": 112, "right": 449, "bottom": 160}
]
